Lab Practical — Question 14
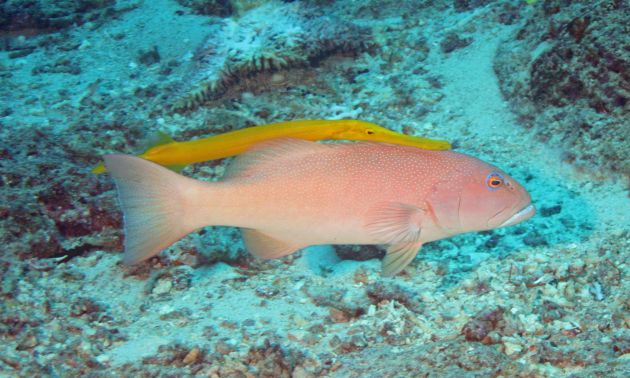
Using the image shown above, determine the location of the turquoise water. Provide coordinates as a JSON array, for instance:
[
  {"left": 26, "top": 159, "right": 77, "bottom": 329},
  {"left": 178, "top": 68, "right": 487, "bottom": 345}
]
[{"left": 0, "top": 0, "right": 628, "bottom": 376}]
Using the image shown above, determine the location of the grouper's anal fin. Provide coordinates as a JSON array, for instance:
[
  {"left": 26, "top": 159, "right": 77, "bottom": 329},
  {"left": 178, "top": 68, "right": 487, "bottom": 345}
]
[{"left": 241, "top": 228, "right": 306, "bottom": 259}]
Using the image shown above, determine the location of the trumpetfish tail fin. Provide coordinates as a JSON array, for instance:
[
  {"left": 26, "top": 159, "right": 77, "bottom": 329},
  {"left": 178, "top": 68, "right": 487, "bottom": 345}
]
[{"left": 103, "top": 154, "right": 203, "bottom": 264}]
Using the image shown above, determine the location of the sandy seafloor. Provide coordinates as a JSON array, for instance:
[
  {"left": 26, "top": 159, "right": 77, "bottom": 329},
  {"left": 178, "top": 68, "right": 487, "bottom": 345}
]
[{"left": 0, "top": 0, "right": 629, "bottom": 377}]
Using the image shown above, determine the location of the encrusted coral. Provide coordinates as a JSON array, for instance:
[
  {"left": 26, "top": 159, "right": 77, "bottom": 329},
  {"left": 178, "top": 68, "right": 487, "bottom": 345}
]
[
  {"left": 172, "top": 1, "right": 372, "bottom": 112},
  {"left": 0, "top": 0, "right": 115, "bottom": 32},
  {"left": 176, "top": 0, "right": 269, "bottom": 16},
  {"left": 494, "top": 0, "right": 630, "bottom": 180},
  {"left": 175, "top": 0, "right": 234, "bottom": 16}
]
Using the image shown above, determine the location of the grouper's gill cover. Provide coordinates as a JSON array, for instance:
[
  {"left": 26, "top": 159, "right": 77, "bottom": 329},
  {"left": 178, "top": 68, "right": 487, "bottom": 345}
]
[{"left": 104, "top": 139, "right": 535, "bottom": 276}]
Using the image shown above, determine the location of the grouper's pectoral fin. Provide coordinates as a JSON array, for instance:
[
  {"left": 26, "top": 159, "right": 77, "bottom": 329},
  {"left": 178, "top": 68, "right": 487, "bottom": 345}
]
[
  {"left": 365, "top": 202, "right": 426, "bottom": 276},
  {"left": 241, "top": 228, "right": 306, "bottom": 259},
  {"left": 383, "top": 241, "right": 423, "bottom": 277}
]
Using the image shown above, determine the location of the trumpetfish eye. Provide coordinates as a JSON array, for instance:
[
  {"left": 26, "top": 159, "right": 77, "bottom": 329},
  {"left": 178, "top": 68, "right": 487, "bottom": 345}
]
[
  {"left": 365, "top": 129, "right": 375, "bottom": 135},
  {"left": 486, "top": 172, "right": 504, "bottom": 190}
]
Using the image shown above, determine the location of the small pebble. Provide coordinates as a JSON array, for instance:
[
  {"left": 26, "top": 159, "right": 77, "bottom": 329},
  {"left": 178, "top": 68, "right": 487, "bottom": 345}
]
[
  {"left": 152, "top": 279, "right": 173, "bottom": 296},
  {"left": 540, "top": 204, "right": 562, "bottom": 217},
  {"left": 183, "top": 347, "right": 200, "bottom": 365},
  {"left": 523, "top": 232, "right": 548, "bottom": 247},
  {"left": 504, "top": 341, "right": 523, "bottom": 356},
  {"left": 329, "top": 308, "right": 350, "bottom": 323}
]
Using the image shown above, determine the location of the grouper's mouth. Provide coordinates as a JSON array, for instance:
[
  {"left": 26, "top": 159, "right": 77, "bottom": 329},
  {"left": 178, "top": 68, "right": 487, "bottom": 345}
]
[{"left": 499, "top": 204, "right": 536, "bottom": 228}]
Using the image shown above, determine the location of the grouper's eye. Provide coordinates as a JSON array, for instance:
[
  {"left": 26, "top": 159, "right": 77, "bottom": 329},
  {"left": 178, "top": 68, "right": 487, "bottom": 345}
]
[{"left": 486, "top": 172, "right": 504, "bottom": 191}]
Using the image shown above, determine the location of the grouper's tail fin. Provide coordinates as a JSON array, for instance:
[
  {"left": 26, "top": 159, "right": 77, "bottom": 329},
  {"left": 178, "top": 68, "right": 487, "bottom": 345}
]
[{"left": 104, "top": 154, "right": 204, "bottom": 264}]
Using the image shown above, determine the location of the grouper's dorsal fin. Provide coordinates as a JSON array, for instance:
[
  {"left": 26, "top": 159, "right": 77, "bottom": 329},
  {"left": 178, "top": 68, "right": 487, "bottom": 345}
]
[{"left": 224, "top": 138, "right": 334, "bottom": 179}]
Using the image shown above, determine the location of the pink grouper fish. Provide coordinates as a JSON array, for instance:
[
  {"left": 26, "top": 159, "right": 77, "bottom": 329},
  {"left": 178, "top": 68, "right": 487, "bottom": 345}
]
[{"left": 104, "top": 139, "right": 535, "bottom": 276}]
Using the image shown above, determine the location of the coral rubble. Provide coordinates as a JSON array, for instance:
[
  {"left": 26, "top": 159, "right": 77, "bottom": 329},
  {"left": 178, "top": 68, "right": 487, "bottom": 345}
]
[
  {"left": 0, "top": 0, "right": 116, "bottom": 32},
  {"left": 495, "top": 0, "right": 630, "bottom": 181},
  {"left": 0, "top": 0, "right": 628, "bottom": 376},
  {"left": 173, "top": 1, "right": 372, "bottom": 112}
]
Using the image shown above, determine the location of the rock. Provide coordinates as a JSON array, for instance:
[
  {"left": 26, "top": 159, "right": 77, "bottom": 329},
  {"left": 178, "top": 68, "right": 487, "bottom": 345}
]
[
  {"left": 152, "top": 278, "right": 173, "bottom": 296},
  {"left": 255, "top": 285, "right": 279, "bottom": 298},
  {"left": 183, "top": 347, "right": 200, "bottom": 365},
  {"left": 494, "top": 0, "right": 630, "bottom": 178},
  {"left": 461, "top": 307, "right": 505, "bottom": 342},
  {"left": 523, "top": 231, "right": 548, "bottom": 247},
  {"left": 453, "top": 0, "right": 494, "bottom": 12},
  {"left": 329, "top": 308, "right": 350, "bottom": 323},
  {"left": 440, "top": 32, "right": 473, "bottom": 53},
  {"left": 0, "top": 0, "right": 116, "bottom": 32},
  {"left": 334, "top": 245, "right": 384, "bottom": 261},
  {"left": 175, "top": 0, "right": 233, "bottom": 16},
  {"left": 137, "top": 46, "right": 160, "bottom": 66},
  {"left": 172, "top": 1, "right": 371, "bottom": 112},
  {"left": 503, "top": 341, "right": 522, "bottom": 356},
  {"left": 540, "top": 204, "right": 562, "bottom": 217}
]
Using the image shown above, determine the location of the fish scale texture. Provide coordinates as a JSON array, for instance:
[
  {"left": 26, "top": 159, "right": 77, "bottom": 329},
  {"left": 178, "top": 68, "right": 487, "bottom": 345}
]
[{"left": 0, "top": 0, "right": 628, "bottom": 377}]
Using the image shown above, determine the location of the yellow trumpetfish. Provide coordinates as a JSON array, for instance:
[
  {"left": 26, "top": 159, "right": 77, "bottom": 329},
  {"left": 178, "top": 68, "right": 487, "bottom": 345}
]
[{"left": 92, "top": 119, "right": 450, "bottom": 174}]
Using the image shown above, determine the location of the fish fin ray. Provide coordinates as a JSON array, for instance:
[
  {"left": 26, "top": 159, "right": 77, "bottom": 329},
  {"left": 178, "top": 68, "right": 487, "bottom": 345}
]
[
  {"left": 224, "top": 138, "right": 333, "bottom": 179},
  {"left": 145, "top": 133, "right": 190, "bottom": 172},
  {"left": 92, "top": 132, "right": 179, "bottom": 174},
  {"left": 365, "top": 202, "right": 425, "bottom": 245},
  {"left": 241, "top": 228, "right": 305, "bottom": 259},
  {"left": 104, "top": 154, "right": 201, "bottom": 264},
  {"left": 382, "top": 241, "right": 423, "bottom": 277},
  {"left": 165, "top": 163, "right": 188, "bottom": 173},
  {"left": 143, "top": 131, "right": 175, "bottom": 152},
  {"left": 92, "top": 162, "right": 107, "bottom": 174}
]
